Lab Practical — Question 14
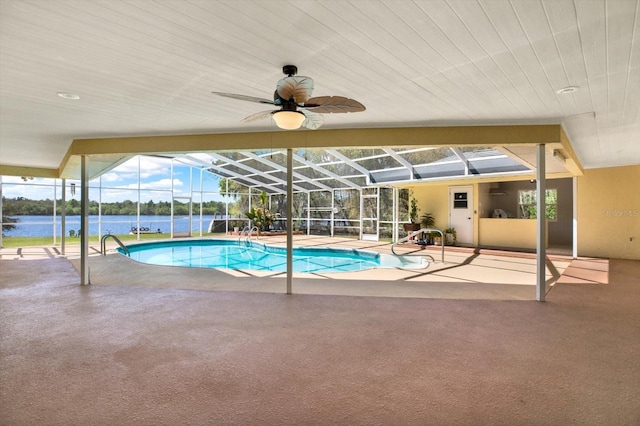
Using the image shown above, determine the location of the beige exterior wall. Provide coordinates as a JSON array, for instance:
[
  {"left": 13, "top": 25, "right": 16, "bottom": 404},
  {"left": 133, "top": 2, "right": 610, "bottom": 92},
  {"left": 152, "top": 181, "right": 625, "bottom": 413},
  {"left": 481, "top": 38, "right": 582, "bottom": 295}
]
[
  {"left": 411, "top": 185, "right": 453, "bottom": 233},
  {"left": 577, "top": 165, "right": 640, "bottom": 260},
  {"left": 407, "top": 166, "right": 640, "bottom": 260},
  {"left": 478, "top": 218, "right": 542, "bottom": 250}
]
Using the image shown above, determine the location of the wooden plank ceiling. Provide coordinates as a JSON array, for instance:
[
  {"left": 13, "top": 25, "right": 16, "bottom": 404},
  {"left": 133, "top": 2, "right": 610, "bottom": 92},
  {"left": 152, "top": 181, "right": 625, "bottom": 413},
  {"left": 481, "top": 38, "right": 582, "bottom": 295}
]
[{"left": 0, "top": 0, "right": 638, "bottom": 175}]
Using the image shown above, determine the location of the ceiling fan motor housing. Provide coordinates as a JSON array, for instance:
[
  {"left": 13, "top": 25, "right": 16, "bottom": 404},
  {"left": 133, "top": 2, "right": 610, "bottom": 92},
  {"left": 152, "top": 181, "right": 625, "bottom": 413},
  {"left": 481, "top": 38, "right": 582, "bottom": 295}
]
[
  {"left": 282, "top": 65, "right": 297, "bottom": 76},
  {"left": 273, "top": 90, "right": 298, "bottom": 110}
]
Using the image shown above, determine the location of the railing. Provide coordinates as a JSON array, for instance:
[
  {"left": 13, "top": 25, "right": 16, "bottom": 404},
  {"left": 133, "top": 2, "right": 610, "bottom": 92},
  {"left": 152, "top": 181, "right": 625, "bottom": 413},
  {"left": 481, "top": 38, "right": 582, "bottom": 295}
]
[
  {"left": 239, "top": 226, "right": 250, "bottom": 243},
  {"left": 238, "top": 226, "right": 259, "bottom": 245},
  {"left": 391, "top": 228, "right": 444, "bottom": 263},
  {"left": 101, "top": 233, "right": 130, "bottom": 257}
]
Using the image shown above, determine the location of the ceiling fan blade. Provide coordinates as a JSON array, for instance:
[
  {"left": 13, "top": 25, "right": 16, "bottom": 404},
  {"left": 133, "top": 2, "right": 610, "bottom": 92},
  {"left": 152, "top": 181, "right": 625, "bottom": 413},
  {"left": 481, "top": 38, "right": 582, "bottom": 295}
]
[
  {"left": 303, "top": 96, "right": 366, "bottom": 113},
  {"left": 276, "top": 76, "right": 314, "bottom": 103},
  {"left": 300, "top": 110, "right": 324, "bottom": 130},
  {"left": 212, "top": 92, "right": 275, "bottom": 105},
  {"left": 241, "top": 109, "right": 277, "bottom": 123}
]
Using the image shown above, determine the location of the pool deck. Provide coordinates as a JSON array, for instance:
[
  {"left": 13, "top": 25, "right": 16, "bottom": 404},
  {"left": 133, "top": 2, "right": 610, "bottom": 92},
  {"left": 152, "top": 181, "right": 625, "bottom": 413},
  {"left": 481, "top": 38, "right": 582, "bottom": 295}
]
[
  {"left": 2, "top": 236, "right": 634, "bottom": 425},
  {"left": 0, "top": 235, "right": 585, "bottom": 300}
]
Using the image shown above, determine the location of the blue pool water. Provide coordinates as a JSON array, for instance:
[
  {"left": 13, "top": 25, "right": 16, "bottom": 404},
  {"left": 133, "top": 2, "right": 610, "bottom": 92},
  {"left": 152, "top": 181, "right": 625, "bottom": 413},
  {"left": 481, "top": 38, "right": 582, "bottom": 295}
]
[{"left": 119, "top": 239, "right": 427, "bottom": 273}]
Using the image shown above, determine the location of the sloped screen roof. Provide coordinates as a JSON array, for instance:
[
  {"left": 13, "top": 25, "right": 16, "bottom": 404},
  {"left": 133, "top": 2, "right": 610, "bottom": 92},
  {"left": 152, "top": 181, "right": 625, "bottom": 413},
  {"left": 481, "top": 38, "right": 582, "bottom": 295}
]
[{"left": 174, "top": 146, "right": 531, "bottom": 194}]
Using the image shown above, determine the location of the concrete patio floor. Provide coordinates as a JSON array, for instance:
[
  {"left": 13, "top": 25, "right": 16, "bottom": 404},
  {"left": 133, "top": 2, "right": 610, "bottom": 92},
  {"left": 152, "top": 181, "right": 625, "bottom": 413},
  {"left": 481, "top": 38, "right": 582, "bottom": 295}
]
[{"left": 1, "top": 236, "right": 638, "bottom": 425}]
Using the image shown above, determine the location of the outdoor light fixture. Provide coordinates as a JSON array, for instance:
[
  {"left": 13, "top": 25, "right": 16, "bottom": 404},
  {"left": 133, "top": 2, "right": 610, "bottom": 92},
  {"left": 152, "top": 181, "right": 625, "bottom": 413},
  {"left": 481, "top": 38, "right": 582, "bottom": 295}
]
[
  {"left": 556, "top": 86, "right": 579, "bottom": 95},
  {"left": 57, "top": 92, "right": 80, "bottom": 100},
  {"left": 272, "top": 110, "right": 306, "bottom": 130}
]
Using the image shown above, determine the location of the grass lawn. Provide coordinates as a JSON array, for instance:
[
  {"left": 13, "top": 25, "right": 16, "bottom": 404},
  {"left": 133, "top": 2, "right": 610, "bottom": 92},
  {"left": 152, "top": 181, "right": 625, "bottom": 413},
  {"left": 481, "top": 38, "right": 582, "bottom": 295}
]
[{"left": 0, "top": 233, "right": 213, "bottom": 248}]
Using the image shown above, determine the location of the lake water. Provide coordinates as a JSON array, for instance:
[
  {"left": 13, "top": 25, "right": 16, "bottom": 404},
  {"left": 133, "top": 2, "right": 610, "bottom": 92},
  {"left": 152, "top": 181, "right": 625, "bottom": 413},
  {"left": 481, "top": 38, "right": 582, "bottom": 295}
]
[{"left": 2, "top": 215, "right": 233, "bottom": 238}]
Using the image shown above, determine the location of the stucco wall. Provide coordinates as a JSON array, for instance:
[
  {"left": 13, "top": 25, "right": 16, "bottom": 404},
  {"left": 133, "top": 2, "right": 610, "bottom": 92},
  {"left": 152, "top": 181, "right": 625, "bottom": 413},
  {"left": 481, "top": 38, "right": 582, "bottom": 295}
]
[
  {"left": 548, "top": 178, "right": 573, "bottom": 246},
  {"left": 411, "top": 185, "right": 451, "bottom": 232},
  {"left": 478, "top": 218, "right": 542, "bottom": 250},
  {"left": 577, "top": 165, "right": 640, "bottom": 260},
  {"left": 407, "top": 167, "right": 639, "bottom": 260}
]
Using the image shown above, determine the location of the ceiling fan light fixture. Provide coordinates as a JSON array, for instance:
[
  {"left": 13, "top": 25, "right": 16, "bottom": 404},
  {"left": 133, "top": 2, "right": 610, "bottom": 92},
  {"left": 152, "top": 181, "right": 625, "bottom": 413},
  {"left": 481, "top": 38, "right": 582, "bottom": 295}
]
[{"left": 272, "top": 110, "right": 305, "bottom": 130}]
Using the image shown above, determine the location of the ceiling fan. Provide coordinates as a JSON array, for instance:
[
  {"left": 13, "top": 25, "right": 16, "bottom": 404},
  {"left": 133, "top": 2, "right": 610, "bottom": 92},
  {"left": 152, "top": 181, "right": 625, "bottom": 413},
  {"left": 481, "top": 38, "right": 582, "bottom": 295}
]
[{"left": 212, "top": 65, "right": 365, "bottom": 130}]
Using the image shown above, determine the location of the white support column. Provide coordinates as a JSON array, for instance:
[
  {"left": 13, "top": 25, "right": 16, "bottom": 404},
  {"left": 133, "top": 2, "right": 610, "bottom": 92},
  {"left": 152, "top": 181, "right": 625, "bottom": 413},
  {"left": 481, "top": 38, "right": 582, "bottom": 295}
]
[
  {"left": 189, "top": 166, "right": 195, "bottom": 235},
  {"left": 286, "top": 148, "right": 293, "bottom": 295},
  {"left": 61, "top": 179, "right": 66, "bottom": 255},
  {"left": 98, "top": 175, "right": 102, "bottom": 237},
  {"left": 376, "top": 187, "right": 380, "bottom": 238},
  {"left": 248, "top": 187, "right": 252, "bottom": 229},
  {"left": 136, "top": 156, "right": 141, "bottom": 241},
  {"left": 199, "top": 168, "right": 204, "bottom": 236},
  {"left": 225, "top": 178, "right": 229, "bottom": 233},
  {"left": 0, "top": 176, "right": 3, "bottom": 248},
  {"left": 572, "top": 176, "right": 578, "bottom": 259},
  {"left": 359, "top": 188, "right": 363, "bottom": 240},
  {"left": 80, "top": 155, "right": 90, "bottom": 285},
  {"left": 330, "top": 190, "right": 335, "bottom": 237},
  {"left": 392, "top": 187, "right": 398, "bottom": 242},
  {"left": 170, "top": 160, "right": 174, "bottom": 238},
  {"left": 306, "top": 192, "right": 311, "bottom": 236},
  {"left": 53, "top": 180, "right": 57, "bottom": 244},
  {"left": 536, "top": 144, "right": 546, "bottom": 302}
]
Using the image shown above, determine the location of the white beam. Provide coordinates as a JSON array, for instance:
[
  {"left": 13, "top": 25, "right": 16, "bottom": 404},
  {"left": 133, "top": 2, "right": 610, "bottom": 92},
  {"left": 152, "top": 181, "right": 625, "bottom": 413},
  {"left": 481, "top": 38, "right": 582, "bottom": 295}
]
[
  {"left": 240, "top": 152, "right": 319, "bottom": 192},
  {"left": 180, "top": 154, "right": 286, "bottom": 195},
  {"left": 450, "top": 147, "right": 470, "bottom": 175},
  {"left": 209, "top": 152, "right": 296, "bottom": 192},
  {"left": 326, "top": 149, "right": 373, "bottom": 184},
  {"left": 382, "top": 148, "right": 415, "bottom": 180},
  {"left": 292, "top": 152, "right": 361, "bottom": 190}
]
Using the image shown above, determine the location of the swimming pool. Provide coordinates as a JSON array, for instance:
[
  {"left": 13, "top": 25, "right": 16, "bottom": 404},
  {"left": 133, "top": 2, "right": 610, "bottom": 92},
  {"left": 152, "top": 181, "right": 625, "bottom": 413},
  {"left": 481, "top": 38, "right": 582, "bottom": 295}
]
[{"left": 118, "top": 239, "right": 427, "bottom": 273}]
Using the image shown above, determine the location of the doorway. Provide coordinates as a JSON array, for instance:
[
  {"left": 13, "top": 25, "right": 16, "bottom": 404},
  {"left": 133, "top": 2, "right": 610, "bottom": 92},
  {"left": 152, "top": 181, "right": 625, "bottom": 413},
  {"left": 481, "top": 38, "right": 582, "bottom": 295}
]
[
  {"left": 361, "top": 188, "right": 379, "bottom": 241},
  {"left": 449, "top": 186, "right": 473, "bottom": 245}
]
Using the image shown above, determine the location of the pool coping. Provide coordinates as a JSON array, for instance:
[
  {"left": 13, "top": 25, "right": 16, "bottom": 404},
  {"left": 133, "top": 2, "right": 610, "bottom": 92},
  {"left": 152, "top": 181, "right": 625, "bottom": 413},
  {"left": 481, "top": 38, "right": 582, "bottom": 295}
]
[{"left": 120, "top": 237, "right": 428, "bottom": 272}]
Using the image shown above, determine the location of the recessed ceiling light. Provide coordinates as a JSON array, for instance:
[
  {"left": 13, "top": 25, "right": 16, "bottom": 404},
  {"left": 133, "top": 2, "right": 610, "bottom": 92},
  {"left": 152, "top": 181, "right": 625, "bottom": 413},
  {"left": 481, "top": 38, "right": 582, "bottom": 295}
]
[
  {"left": 57, "top": 92, "right": 80, "bottom": 100},
  {"left": 556, "top": 86, "right": 579, "bottom": 95}
]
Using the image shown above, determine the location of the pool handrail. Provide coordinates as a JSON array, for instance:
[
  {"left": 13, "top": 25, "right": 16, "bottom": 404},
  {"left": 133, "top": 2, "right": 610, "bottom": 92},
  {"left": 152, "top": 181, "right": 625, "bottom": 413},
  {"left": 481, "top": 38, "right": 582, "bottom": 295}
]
[
  {"left": 391, "top": 228, "right": 444, "bottom": 263},
  {"left": 239, "top": 226, "right": 249, "bottom": 243},
  {"left": 101, "top": 233, "right": 130, "bottom": 257},
  {"left": 249, "top": 226, "right": 259, "bottom": 241},
  {"left": 239, "top": 226, "right": 260, "bottom": 245}
]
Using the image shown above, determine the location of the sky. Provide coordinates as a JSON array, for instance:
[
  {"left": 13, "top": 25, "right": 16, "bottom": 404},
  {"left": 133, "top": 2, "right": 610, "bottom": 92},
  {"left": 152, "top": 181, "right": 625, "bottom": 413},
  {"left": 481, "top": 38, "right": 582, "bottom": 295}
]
[{"left": 2, "top": 156, "right": 226, "bottom": 203}]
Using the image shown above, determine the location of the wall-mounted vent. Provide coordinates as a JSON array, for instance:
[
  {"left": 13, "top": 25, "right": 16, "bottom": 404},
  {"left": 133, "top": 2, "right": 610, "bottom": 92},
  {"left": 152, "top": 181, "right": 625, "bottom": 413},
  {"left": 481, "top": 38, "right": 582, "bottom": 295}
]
[{"left": 489, "top": 183, "right": 505, "bottom": 196}]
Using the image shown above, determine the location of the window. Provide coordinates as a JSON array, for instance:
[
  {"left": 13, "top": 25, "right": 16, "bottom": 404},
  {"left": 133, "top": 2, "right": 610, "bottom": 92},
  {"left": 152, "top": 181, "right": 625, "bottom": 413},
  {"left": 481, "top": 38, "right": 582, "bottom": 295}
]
[
  {"left": 518, "top": 189, "right": 557, "bottom": 220},
  {"left": 453, "top": 192, "right": 468, "bottom": 209}
]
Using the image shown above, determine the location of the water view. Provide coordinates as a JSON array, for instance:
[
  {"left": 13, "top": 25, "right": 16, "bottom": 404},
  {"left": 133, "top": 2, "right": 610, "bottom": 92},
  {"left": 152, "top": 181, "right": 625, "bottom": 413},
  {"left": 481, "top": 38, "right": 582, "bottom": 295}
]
[{"left": 2, "top": 215, "right": 229, "bottom": 238}]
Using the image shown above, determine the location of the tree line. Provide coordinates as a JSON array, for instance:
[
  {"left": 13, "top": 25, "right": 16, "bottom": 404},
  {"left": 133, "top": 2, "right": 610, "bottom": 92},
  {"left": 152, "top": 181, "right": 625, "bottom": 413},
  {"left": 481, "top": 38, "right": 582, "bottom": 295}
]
[{"left": 2, "top": 197, "right": 227, "bottom": 216}]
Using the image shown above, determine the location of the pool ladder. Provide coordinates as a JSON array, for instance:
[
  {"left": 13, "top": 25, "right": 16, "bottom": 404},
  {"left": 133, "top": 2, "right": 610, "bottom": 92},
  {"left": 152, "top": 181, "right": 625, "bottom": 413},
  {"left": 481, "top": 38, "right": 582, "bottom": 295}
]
[
  {"left": 391, "top": 227, "right": 444, "bottom": 263},
  {"left": 239, "top": 226, "right": 259, "bottom": 245},
  {"left": 101, "top": 233, "right": 130, "bottom": 256}
]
